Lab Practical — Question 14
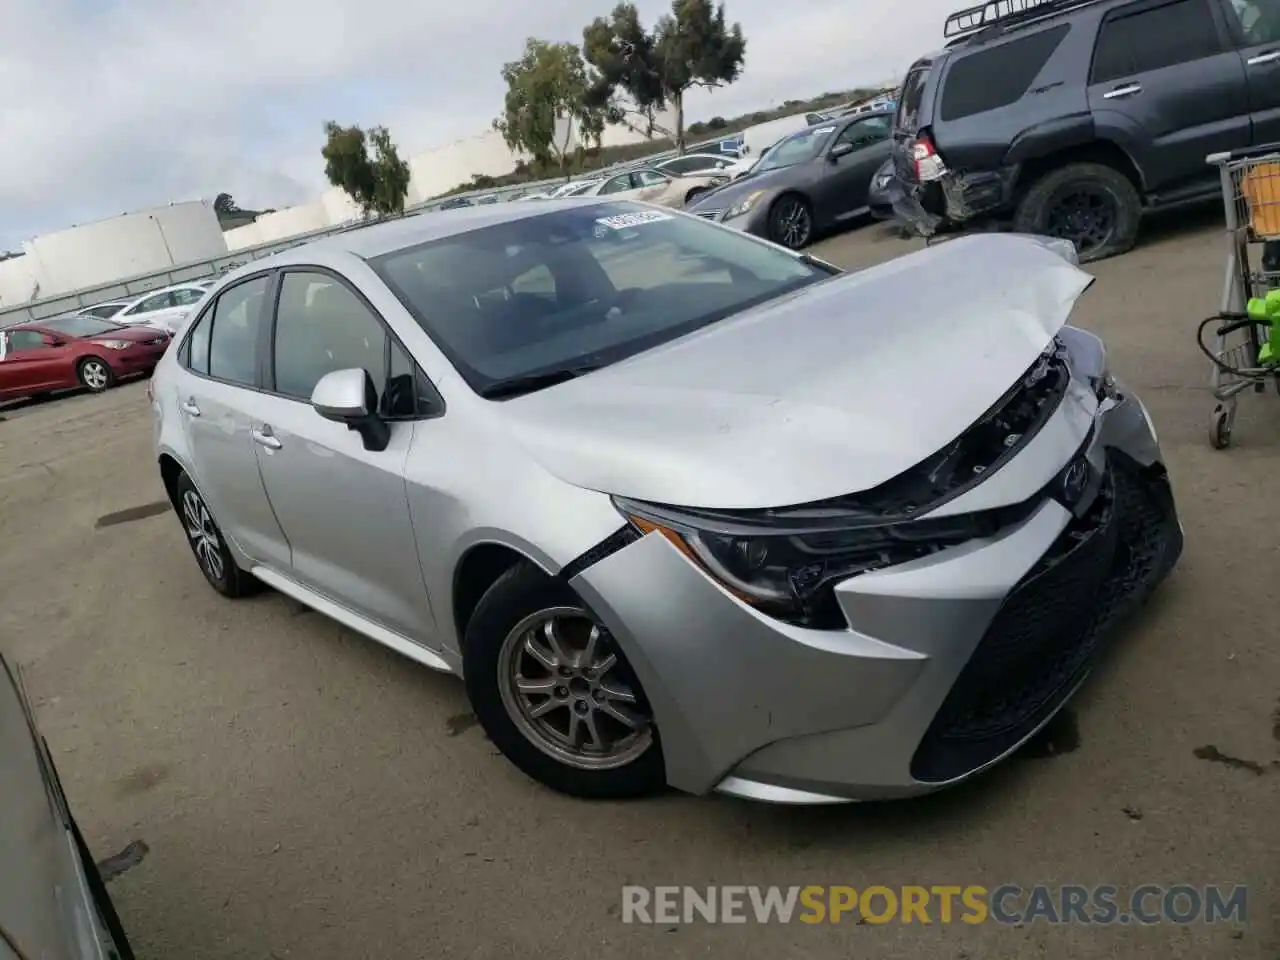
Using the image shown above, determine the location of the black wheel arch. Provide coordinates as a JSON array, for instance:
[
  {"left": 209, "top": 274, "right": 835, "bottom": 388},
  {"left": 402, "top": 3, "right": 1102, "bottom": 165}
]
[{"left": 1007, "top": 131, "right": 1147, "bottom": 203}]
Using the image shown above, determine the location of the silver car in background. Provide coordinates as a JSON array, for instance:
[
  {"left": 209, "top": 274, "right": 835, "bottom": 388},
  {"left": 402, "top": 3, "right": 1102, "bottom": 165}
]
[
  {"left": 0, "top": 654, "right": 135, "bottom": 959},
  {"left": 150, "top": 201, "right": 1182, "bottom": 803}
]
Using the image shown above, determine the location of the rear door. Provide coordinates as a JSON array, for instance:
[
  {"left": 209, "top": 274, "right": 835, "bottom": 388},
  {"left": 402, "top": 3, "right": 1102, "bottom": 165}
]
[
  {"left": 1219, "top": 0, "right": 1280, "bottom": 144},
  {"left": 176, "top": 273, "right": 292, "bottom": 569},
  {"left": 1087, "top": 0, "right": 1250, "bottom": 189}
]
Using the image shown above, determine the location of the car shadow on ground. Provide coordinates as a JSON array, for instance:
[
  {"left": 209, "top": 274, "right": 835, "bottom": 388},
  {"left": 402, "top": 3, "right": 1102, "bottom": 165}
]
[{"left": 0, "top": 388, "right": 91, "bottom": 417}]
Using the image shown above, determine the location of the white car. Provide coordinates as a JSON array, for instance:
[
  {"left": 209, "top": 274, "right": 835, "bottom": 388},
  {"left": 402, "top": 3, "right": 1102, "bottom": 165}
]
[
  {"left": 652, "top": 153, "right": 740, "bottom": 177},
  {"left": 576, "top": 168, "right": 729, "bottom": 207},
  {"left": 114, "top": 282, "right": 211, "bottom": 334}
]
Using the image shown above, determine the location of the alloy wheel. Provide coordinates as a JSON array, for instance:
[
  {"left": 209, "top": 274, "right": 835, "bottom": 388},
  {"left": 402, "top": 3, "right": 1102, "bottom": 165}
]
[
  {"left": 1044, "top": 185, "right": 1117, "bottom": 259},
  {"left": 181, "top": 489, "right": 225, "bottom": 583},
  {"left": 773, "top": 198, "right": 812, "bottom": 249},
  {"left": 497, "top": 606, "right": 653, "bottom": 771},
  {"left": 81, "top": 361, "right": 109, "bottom": 390}
]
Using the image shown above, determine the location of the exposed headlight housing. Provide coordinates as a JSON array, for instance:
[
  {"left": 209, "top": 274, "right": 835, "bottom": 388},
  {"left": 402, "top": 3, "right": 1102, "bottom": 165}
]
[
  {"left": 614, "top": 497, "right": 1031, "bottom": 628},
  {"left": 725, "top": 190, "right": 765, "bottom": 220}
]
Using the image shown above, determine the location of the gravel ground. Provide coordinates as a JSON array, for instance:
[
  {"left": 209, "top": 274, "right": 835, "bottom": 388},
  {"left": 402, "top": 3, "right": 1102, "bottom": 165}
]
[{"left": 2, "top": 210, "right": 1277, "bottom": 959}]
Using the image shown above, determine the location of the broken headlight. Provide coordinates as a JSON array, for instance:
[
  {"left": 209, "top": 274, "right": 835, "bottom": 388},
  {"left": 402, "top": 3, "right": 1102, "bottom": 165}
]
[{"left": 614, "top": 497, "right": 1020, "bottom": 628}]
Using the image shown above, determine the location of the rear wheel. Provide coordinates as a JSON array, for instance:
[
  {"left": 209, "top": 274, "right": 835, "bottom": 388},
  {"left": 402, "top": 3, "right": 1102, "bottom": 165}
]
[
  {"left": 767, "top": 195, "right": 814, "bottom": 249},
  {"left": 464, "top": 563, "right": 665, "bottom": 799},
  {"left": 174, "top": 472, "right": 260, "bottom": 597},
  {"left": 77, "top": 357, "right": 115, "bottom": 393},
  {"left": 1013, "top": 162, "right": 1141, "bottom": 263}
]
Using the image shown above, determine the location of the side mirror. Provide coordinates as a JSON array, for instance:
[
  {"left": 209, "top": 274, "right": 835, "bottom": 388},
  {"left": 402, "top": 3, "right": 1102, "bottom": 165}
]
[
  {"left": 310, "top": 368, "right": 390, "bottom": 452},
  {"left": 829, "top": 142, "right": 856, "bottom": 162},
  {"left": 45, "top": 336, "right": 67, "bottom": 347}
]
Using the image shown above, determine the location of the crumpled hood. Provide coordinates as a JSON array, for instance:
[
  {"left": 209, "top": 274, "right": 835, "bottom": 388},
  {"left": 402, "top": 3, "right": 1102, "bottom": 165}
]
[{"left": 499, "top": 234, "right": 1094, "bottom": 510}]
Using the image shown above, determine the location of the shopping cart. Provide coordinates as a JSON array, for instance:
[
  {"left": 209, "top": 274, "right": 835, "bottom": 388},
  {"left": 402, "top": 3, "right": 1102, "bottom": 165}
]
[{"left": 1200, "top": 144, "right": 1280, "bottom": 449}]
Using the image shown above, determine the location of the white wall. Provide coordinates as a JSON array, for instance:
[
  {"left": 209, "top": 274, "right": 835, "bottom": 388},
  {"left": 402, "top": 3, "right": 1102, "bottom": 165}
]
[
  {"left": 19, "top": 201, "right": 227, "bottom": 298},
  {"left": 0, "top": 256, "right": 39, "bottom": 307}
]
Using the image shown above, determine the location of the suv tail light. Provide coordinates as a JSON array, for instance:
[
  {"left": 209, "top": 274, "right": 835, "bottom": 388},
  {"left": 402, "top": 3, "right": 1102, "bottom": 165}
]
[{"left": 911, "top": 134, "right": 947, "bottom": 183}]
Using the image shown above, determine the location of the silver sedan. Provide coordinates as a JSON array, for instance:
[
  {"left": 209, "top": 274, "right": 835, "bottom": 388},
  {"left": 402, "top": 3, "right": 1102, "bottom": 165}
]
[{"left": 149, "top": 200, "right": 1182, "bottom": 803}]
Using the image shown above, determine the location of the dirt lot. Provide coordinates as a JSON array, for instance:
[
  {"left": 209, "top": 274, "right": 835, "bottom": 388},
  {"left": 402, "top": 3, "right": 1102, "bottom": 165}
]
[{"left": 3, "top": 212, "right": 1277, "bottom": 959}]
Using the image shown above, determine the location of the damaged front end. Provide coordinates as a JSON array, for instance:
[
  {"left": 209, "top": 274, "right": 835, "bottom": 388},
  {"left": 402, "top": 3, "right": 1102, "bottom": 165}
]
[{"left": 613, "top": 339, "right": 1072, "bottom": 629}]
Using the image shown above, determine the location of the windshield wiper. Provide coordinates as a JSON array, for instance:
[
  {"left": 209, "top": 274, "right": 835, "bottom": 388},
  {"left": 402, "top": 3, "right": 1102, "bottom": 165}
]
[{"left": 478, "top": 364, "right": 604, "bottom": 399}]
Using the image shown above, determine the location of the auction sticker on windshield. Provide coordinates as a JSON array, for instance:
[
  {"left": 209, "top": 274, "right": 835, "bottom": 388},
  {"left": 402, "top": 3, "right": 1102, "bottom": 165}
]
[{"left": 596, "top": 211, "right": 673, "bottom": 230}]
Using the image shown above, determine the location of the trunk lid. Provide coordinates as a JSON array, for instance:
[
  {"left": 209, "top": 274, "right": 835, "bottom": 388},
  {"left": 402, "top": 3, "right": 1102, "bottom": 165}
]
[{"left": 499, "top": 233, "right": 1093, "bottom": 510}]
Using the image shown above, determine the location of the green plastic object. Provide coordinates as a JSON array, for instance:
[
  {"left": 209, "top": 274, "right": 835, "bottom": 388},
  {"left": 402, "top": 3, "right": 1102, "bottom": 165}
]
[{"left": 1247, "top": 289, "right": 1280, "bottom": 365}]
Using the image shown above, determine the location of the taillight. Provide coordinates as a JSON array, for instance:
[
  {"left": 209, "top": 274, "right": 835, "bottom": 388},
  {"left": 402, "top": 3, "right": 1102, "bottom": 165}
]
[{"left": 911, "top": 134, "right": 947, "bottom": 182}]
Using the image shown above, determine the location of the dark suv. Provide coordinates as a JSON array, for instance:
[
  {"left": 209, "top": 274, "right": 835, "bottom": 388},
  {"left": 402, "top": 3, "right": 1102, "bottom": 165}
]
[{"left": 891, "top": 0, "right": 1280, "bottom": 261}]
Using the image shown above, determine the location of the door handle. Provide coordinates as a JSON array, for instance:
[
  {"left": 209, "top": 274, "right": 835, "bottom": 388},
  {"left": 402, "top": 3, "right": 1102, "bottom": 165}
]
[
  {"left": 1247, "top": 50, "right": 1280, "bottom": 65},
  {"left": 180, "top": 399, "right": 201, "bottom": 417},
  {"left": 1102, "top": 83, "right": 1142, "bottom": 100},
  {"left": 251, "top": 427, "right": 282, "bottom": 450}
]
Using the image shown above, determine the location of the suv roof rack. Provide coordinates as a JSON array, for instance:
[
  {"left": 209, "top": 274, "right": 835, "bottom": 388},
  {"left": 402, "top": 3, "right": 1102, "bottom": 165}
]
[{"left": 943, "top": 0, "right": 1103, "bottom": 38}]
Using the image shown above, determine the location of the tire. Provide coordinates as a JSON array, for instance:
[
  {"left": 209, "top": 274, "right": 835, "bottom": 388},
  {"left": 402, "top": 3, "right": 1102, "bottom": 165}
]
[
  {"left": 463, "top": 562, "right": 666, "bottom": 799},
  {"left": 684, "top": 187, "right": 708, "bottom": 206},
  {"left": 77, "top": 357, "right": 115, "bottom": 393},
  {"left": 174, "top": 472, "right": 260, "bottom": 598},
  {"left": 767, "top": 194, "right": 814, "bottom": 250},
  {"left": 1013, "top": 162, "right": 1141, "bottom": 264}
]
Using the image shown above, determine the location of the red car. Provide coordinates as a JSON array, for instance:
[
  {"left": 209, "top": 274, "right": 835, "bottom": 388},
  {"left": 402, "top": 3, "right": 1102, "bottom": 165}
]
[{"left": 0, "top": 314, "right": 171, "bottom": 400}]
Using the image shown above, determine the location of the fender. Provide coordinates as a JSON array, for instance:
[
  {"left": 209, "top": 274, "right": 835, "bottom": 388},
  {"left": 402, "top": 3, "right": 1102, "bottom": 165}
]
[
  {"left": 1006, "top": 111, "right": 1151, "bottom": 191},
  {"left": 1004, "top": 112, "right": 1096, "bottom": 166}
]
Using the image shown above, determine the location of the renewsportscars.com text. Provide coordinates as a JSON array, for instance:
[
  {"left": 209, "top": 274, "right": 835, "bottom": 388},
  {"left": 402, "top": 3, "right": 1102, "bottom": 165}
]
[{"left": 621, "top": 884, "right": 1248, "bottom": 926}]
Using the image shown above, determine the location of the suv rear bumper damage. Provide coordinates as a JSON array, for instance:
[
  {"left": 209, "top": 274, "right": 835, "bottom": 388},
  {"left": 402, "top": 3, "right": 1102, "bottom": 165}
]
[{"left": 894, "top": 165, "right": 1019, "bottom": 237}]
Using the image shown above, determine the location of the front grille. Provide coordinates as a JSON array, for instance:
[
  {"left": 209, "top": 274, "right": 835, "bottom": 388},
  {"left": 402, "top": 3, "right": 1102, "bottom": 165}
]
[{"left": 910, "top": 453, "right": 1182, "bottom": 783}]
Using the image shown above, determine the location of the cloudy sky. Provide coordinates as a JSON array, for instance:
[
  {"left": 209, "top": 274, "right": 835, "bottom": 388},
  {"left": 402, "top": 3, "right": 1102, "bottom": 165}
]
[{"left": 1, "top": 0, "right": 958, "bottom": 250}]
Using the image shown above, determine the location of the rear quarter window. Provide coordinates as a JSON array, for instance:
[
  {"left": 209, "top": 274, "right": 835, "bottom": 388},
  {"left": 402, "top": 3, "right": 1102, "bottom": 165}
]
[
  {"left": 939, "top": 24, "right": 1071, "bottom": 121},
  {"left": 895, "top": 62, "right": 934, "bottom": 132}
]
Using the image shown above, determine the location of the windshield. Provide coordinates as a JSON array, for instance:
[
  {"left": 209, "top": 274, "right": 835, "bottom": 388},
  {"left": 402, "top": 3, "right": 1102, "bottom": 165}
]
[
  {"left": 370, "top": 201, "right": 831, "bottom": 396},
  {"left": 753, "top": 126, "right": 836, "bottom": 172},
  {"left": 41, "top": 315, "right": 124, "bottom": 337}
]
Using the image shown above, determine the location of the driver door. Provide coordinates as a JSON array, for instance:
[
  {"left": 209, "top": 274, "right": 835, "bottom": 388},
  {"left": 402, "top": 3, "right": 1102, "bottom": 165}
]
[{"left": 814, "top": 115, "right": 894, "bottom": 223}]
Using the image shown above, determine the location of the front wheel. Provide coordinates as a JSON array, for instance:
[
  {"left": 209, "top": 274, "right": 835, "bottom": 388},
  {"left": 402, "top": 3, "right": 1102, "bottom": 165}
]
[
  {"left": 684, "top": 187, "right": 708, "bottom": 206},
  {"left": 767, "top": 195, "right": 813, "bottom": 250},
  {"left": 1013, "top": 162, "right": 1141, "bottom": 263},
  {"left": 77, "top": 357, "right": 115, "bottom": 393},
  {"left": 463, "top": 563, "right": 665, "bottom": 799}
]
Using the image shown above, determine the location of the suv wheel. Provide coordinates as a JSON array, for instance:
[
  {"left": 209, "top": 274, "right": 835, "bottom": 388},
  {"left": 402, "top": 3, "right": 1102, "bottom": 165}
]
[
  {"left": 463, "top": 562, "right": 666, "bottom": 799},
  {"left": 1013, "top": 162, "right": 1141, "bottom": 263},
  {"left": 174, "top": 472, "right": 260, "bottom": 598}
]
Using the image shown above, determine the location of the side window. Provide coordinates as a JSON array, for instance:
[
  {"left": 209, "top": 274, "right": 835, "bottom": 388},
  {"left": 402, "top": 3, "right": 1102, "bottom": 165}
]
[
  {"left": 1225, "top": 0, "right": 1280, "bottom": 44},
  {"left": 835, "top": 116, "right": 890, "bottom": 149},
  {"left": 207, "top": 275, "right": 269, "bottom": 386},
  {"left": 272, "top": 271, "right": 388, "bottom": 403},
  {"left": 172, "top": 288, "right": 205, "bottom": 306},
  {"left": 185, "top": 309, "right": 212, "bottom": 375},
  {"left": 599, "top": 176, "right": 633, "bottom": 195},
  {"left": 384, "top": 339, "right": 438, "bottom": 418},
  {"left": 8, "top": 331, "right": 48, "bottom": 351},
  {"left": 1090, "top": 0, "right": 1224, "bottom": 84},
  {"left": 940, "top": 24, "right": 1071, "bottom": 121},
  {"left": 128, "top": 292, "right": 173, "bottom": 315},
  {"left": 662, "top": 158, "right": 693, "bottom": 175},
  {"left": 634, "top": 170, "right": 669, "bottom": 187}
]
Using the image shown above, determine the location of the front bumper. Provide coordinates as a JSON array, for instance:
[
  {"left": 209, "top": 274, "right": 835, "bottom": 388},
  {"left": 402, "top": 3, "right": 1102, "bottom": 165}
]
[
  {"left": 570, "top": 381, "right": 1182, "bottom": 803},
  {"left": 110, "top": 343, "right": 169, "bottom": 375}
]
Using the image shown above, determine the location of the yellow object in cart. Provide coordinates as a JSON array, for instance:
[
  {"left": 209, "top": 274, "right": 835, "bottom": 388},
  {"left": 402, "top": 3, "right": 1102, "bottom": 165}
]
[{"left": 1243, "top": 161, "right": 1280, "bottom": 239}]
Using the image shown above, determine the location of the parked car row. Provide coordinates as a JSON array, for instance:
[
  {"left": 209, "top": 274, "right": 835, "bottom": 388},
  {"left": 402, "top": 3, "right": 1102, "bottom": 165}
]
[{"left": 887, "top": 0, "right": 1280, "bottom": 262}]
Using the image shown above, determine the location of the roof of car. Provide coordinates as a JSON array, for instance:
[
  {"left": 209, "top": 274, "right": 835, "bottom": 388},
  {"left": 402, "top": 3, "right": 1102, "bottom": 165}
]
[{"left": 269, "top": 198, "right": 617, "bottom": 262}]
